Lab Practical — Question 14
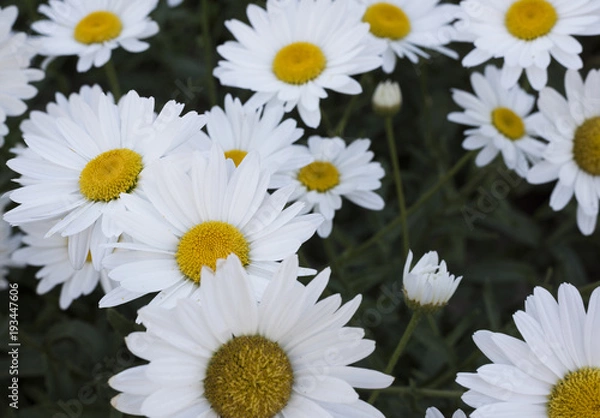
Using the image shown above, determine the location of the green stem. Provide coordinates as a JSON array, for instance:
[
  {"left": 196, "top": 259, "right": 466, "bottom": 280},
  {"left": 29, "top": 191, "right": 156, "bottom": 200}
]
[
  {"left": 334, "top": 152, "right": 474, "bottom": 265},
  {"left": 334, "top": 93, "right": 360, "bottom": 137},
  {"left": 380, "top": 386, "right": 464, "bottom": 398},
  {"left": 201, "top": 0, "right": 218, "bottom": 106},
  {"left": 369, "top": 311, "right": 422, "bottom": 404},
  {"left": 385, "top": 116, "right": 409, "bottom": 257},
  {"left": 579, "top": 280, "right": 600, "bottom": 296},
  {"left": 104, "top": 60, "right": 121, "bottom": 100}
]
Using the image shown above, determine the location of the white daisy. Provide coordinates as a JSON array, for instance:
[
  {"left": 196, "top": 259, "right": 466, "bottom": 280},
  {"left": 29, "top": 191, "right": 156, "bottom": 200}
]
[
  {"left": 200, "top": 94, "right": 310, "bottom": 187},
  {"left": 527, "top": 69, "right": 600, "bottom": 235},
  {"left": 448, "top": 65, "right": 545, "bottom": 177},
  {"left": 109, "top": 254, "right": 394, "bottom": 417},
  {"left": 357, "top": 0, "right": 459, "bottom": 73},
  {"left": 459, "top": 0, "right": 600, "bottom": 90},
  {"left": 4, "top": 85, "right": 207, "bottom": 270},
  {"left": 372, "top": 79, "right": 402, "bottom": 116},
  {"left": 0, "top": 5, "right": 44, "bottom": 147},
  {"left": 12, "top": 219, "right": 115, "bottom": 309},
  {"left": 0, "top": 196, "right": 22, "bottom": 290},
  {"left": 99, "top": 145, "right": 323, "bottom": 309},
  {"left": 32, "top": 0, "right": 159, "bottom": 72},
  {"left": 276, "top": 136, "right": 385, "bottom": 238},
  {"left": 456, "top": 282, "right": 600, "bottom": 418},
  {"left": 213, "top": 0, "right": 383, "bottom": 128},
  {"left": 426, "top": 407, "right": 467, "bottom": 418},
  {"left": 403, "top": 250, "right": 462, "bottom": 312}
]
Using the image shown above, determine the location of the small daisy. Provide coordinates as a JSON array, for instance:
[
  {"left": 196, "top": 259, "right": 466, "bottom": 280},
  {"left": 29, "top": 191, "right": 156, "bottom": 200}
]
[
  {"left": 109, "top": 254, "right": 394, "bottom": 417},
  {"left": 426, "top": 407, "right": 467, "bottom": 418},
  {"left": 32, "top": 0, "right": 159, "bottom": 72},
  {"left": 459, "top": 0, "right": 600, "bottom": 90},
  {"left": 200, "top": 94, "right": 310, "bottom": 187},
  {"left": 0, "top": 6, "right": 44, "bottom": 147},
  {"left": 99, "top": 145, "right": 323, "bottom": 308},
  {"left": 372, "top": 79, "right": 402, "bottom": 116},
  {"left": 448, "top": 65, "right": 545, "bottom": 177},
  {"left": 527, "top": 69, "right": 600, "bottom": 235},
  {"left": 357, "top": 0, "right": 459, "bottom": 73},
  {"left": 403, "top": 250, "right": 462, "bottom": 312},
  {"left": 456, "top": 282, "right": 600, "bottom": 417},
  {"left": 213, "top": 0, "right": 383, "bottom": 128},
  {"left": 277, "top": 136, "right": 385, "bottom": 238},
  {"left": 4, "top": 85, "right": 207, "bottom": 269},
  {"left": 0, "top": 196, "right": 22, "bottom": 290},
  {"left": 12, "top": 219, "right": 115, "bottom": 309}
]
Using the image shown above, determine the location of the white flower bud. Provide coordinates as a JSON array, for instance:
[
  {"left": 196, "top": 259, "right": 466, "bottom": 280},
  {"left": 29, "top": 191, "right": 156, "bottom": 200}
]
[
  {"left": 372, "top": 80, "right": 401, "bottom": 116},
  {"left": 402, "top": 250, "right": 462, "bottom": 312}
]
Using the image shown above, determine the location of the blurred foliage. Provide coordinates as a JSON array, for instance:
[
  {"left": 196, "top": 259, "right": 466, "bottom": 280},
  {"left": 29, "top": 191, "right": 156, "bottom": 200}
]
[{"left": 1, "top": 0, "right": 600, "bottom": 417}]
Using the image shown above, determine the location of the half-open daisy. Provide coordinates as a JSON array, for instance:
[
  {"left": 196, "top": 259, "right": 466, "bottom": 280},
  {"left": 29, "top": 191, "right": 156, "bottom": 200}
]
[
  {"left": 99, "top": 145, "right": 323, "bottom": 308},
  {"left": 276, "top": 136, "right": 385, "bottom": 238},
  {"left": 426, "top": 407, "right": 467, "bottom": 418},
  {"left": 357, "top": 0, "right": 459, "bottom": 72},
  {"left": 200, "top": 94, "right": 309, "bottom": 187},
  {"left": 12, "top": 219, "right": 114, "bottom": 310},
  {"left": 456, "top": 282, "right": 600, "bottom": 417},
  {"left": 448, "top": 65, "right": 545, "bottom": 177},
  {"left": 32, "top": 0, "right": 159, "bottom": 72},
  {"left": 4, "top": 85, "right": 207, "bottom": 269},
  {"left": 213, "top": 0, "right": 383, "bottom": 128},
  {"left": 109, "top": 254, "right": 394, "bottom": 417},
  {"left": 0, "top": 5, "right": 44, "bottom": 147},
  {"left": 459, "top": 0, "right": 600, "bottom": 90},
  {"left": 527, "top": 69, "right": 600, "bottom": 235}
]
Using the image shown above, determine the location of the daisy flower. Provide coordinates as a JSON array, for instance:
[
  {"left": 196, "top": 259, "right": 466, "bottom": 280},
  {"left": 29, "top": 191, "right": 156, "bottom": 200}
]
[
  {"left": 12, "top": 219, "right": 115, "bottom": 310},
  {"left": 109, "top": 254, "right": 394, "bottom": 417},
  {"left": 357, "top": 0, "right": 459, "bottom": 73},
  {"left": 4, "top": 85, "right": 207, "bottom": 270},
  {"left": 372, "top": 79, "right": 402, "bottom": 116},
  {"left": 99, "top": 145, "right": 323, "bottom": 308},
  {"left": 32, "top": 0, "right": 159, "bottom": 72},
  {"left": 0, "top": 196, "right": 22, "bottom": 290},
  {"left": 456, "top": 282, "right": 600, "bottom": 418},
  {"left": 0, "top": 6, "right": 44, "bottom": 147},
  {"left": 458, "top": 0, "right": 600, "bottom": 90},
  {"left": 403, "top": 250, "right": 462, "bottom": 312},
  {"left": 213, "top": 0, "right": 383, "bottom": 128},
  {"left": 527, "top": 69, "right": 600, "bottom": 235},
  {"left": 276, "top": 136, "right": 385, "bottom": 238},
  {"left": 426, "top": 407, "right": 467, "bottom": 418},
  {"left": 448, "top": 65, "right": 545, "bottom": 177},
  {"left": 200, "top": 94, "right": 310, "bottom": 187}
]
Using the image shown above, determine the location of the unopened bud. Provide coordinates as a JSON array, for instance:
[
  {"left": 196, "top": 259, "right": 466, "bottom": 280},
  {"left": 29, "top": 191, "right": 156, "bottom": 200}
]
[{"left": 372, "top": 80, "right": 401, "bottom": 116}]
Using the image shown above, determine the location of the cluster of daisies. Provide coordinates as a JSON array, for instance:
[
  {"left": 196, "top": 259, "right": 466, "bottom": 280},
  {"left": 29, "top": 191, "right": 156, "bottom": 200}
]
[{"left": 0, "top": 0, "right": 599, "bottom": 417}]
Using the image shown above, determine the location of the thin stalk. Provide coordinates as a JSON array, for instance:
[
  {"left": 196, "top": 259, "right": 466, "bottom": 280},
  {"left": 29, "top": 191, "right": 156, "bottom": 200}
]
[
  {"left": 385, "top": 116, "right": 409, "bottom": 257},
  {"left": 104, "top": 60, "right": 121, "bottom": 100},
  {"left": 380, "top": 386, "right": 464, "bottom": 398},
  {"left": 201, "top": 0, "right": 218, "bottom": 106},
  {"left": 369, "top": 311, "right": 422, "bottom": 404}
]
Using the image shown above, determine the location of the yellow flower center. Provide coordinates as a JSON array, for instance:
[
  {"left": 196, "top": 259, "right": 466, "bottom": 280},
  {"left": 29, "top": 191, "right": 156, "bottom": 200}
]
[
  {"left": 573, "top": 117, "right": 600, "bottom": 176},
  {"left": 175, "top": 221, "right": 250, "bottom": 283},
  {"left": 74, "top": 11, "right": 123, "bottom": 45},
  {"left": 272, "top": 42, "right": 326, "bottom": 85},
  {"left": 491, "top": 107, "right": 525, "bottom": 140},
  {"left": 204, "top": 335, "right": 294, "bottom": 418},
  {"left": 363, "top": 2, "right": 411, "bottom": 40},
  {"left": 224, "top": 149, "right": 248, "bottom": 167},
  {"left": 547, "top": 367, "right": 600, "bottom": 418},
  {"left": 297, "top": 161, "right": 340, "bottom": 192},
  {"left": 505, "top": 0, "right": 558, "bottom": 41},
  {"left": 79, "top": 149, "right": 143, "bottom": 202}
]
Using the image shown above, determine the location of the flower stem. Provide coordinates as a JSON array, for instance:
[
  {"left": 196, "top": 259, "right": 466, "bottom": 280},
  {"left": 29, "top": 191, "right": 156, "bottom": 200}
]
[
  {"left": 380, "top": 386, "right": 463, "bottom": 398},
  {"left": 385, "top": 116, "right": 409, "bottom": 257},
  {"left": 201, "top": 0, "right": 218, "bottom": 106},
  {"left": 369, "top": 311, "right": 422, "bottom": 404},
  {"left": 334, "top": 152, "right": 474, "bottom": 265},
  {"left": 104, "top": 60, "right": 121, "bottom": 101}
]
